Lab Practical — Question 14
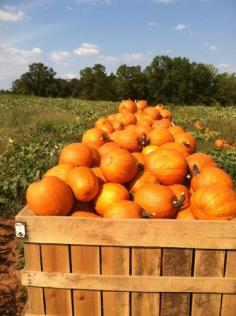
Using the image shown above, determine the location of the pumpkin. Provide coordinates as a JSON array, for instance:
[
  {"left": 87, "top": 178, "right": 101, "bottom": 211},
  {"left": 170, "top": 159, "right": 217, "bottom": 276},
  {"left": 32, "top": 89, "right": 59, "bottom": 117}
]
[
  {"left": 186, "top": 152, "right": 217, "bottom": 176},
  {"left": 144, "top": 148, "right": 188, "bottom": 185},
  {"left": 132, "top": 152, "right": 144, "bottom": 165},
  {"left": 109, "top": 130, "right": 122, "bottom": 142},
  {"left": 190, "top": 185, "right": 236, "bottom": 220},
  {"left": 175, "top": 133, "right": 196, "bottom": 154},
  {"left": 152, "top": 119, "right": 172, "bottom": 129},
  {"left": 169, "top": 126, "right": 184, "bottom": 138},
  {"left": 88, "top": 146, "right": 101, "bottom": 167},
  {"left": 114, "top": 130, "right": 142, "bottom": 152},
  {"left": 26, "top": 176, "right": 73, "bottom": 216},
  {"left": 159, "top": 109, "right": 172, "bottom": 120},
  {"left": 134, "top": 183, "right": 184, "bottom": 218},
  {"left": 94, "top": 183, "right": 130, "bottom": 216},
  {"left": 127, "top": 170, "right": 159, "bottom": 193},
  {"left": 59, "top": 143, "right": 93, "bottom": 167},
  {"left": 116, "top": 112, "right": 137, "bottom": 127},
  {"left": 67, "top": 166, "right": 100, "bottom": 201},
  {"left": 142, "top": 145, "right": 158, "bottom": 156},
  {"left": 95, "top": 118, "right": 114, "bottom": 134},
  {"left": 44, "top": 163, "right": 74, "bottom": 182},
  {"left": 148, "top": 128, "right": 174, "bottom": 146},
  {"left": 112, "top": 120, "right": 124, "bottom": 131},
  {"left": 107, "top": 113, "right": 117, "bottom": 123},
  {"left": 125, "top": 124, "right": 137, "bottom": 132},
  {"left": 161, "top": 142, "right": 189, "bottom": 158},
  {"left": 72, "top": 211, "right": 101, "bottom": 218},
  {"left": 103, "top": 201, "right": 142, "bottom": 218},
  {"left": 136, "top": 100, "right": 148, "bottom": 110},
  {"left": 191, "top": 166, "right": 234, "bottom": 191},
  {"left": 98, "top": 142, "right": 121, "bottom": 157},
  {"left": 143, "top": 107, "right": 161, "bottom": 120},
  {"left": 137, "top": 118, "right": 154, "bottom": 127},
  {"left": 215, "top": 139, "right": 225, "bottom": 149},
  {"left": 101, "top": 149, "right": 138, "bottom": 184},
  {"left": 136, "top": 125, "right": 152, "bottom": 138},
  {"left": 119, "top": 100, "right": 137, "bottom": 113},
  {"left": 82, "top": 128, "right": 108, "bottom": 149},
  {"left": 169, "top": 184, "right": 190, "bottom": 210},
  {"left": 91, "top": 167, "right": 107, "bottom": 184},
  {"left": 176, "top": 207, "right": 195, "bottom": 220}
]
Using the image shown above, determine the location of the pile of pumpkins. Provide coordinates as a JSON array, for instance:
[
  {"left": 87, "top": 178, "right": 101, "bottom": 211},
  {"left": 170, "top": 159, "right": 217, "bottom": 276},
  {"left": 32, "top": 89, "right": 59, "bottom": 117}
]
[{"left": 26, "top": 100, "right": 236, "bottom": 220}]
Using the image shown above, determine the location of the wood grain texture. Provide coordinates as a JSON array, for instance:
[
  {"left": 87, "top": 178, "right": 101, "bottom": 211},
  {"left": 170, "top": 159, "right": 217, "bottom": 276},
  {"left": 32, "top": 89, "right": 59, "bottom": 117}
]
[
  {"left": 191, "top": 250, "right": 226, "bottom": 316},
  {"left": 131, "top": 248, "right": 161, "bottom": 316},
  {"left": 71, "top": 246, "right": 101, "bottom": 316},
  {"left": 41, "top": 245, "right": 72, "bottom": 315},
  {"left": 24, "top": 244, "right": 45, "bottom": 314}
]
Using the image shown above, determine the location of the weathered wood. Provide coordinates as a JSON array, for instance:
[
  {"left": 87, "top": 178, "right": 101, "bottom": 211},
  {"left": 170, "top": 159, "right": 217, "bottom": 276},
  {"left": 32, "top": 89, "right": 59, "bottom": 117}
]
[
  {"left": 24, "top": 244, "right": 45, "bottom": 314},
  {"left": 221, "top": 250, "right": 236, "bottom": 316},
  {"left": 101, "top": 247, "right": 130, "bottom": 316},
  {"left": 41, "top": 245, "right": 72, "bottom": 315},
  {"left": 191, "top": 250, "right": 226, "bottom": 316},
  {"left": 16, "top": 208, "right": 236, "bottom": 249},
  {"left": 71, "top": 246, "right": 101, "bottom": 316},
  {"left": 161, "top": 249, "right": 193, "bottom": 316},
  {"left": 131, "top": 248, "right": 161, "bottom": 316},
  {"left": 22, "top": 271, "right": 236, "bottom": 294}
]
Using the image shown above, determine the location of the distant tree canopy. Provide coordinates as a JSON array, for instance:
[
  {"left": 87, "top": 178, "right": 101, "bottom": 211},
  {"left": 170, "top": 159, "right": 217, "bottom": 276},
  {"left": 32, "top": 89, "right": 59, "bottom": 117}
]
[{"left": 10, "top": 57, "right": 236, "bottom": 106}]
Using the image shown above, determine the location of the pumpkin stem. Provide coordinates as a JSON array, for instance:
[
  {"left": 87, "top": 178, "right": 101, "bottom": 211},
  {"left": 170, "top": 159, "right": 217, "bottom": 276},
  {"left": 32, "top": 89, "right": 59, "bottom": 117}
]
[
  {"left": 138, "top": 134, "right": 149, "bottom": 148},
  {"left": 173, "top": 192, "right": 185, "bottom": 208},
  {"left": 193, "top": 164, "right": 200, "bottom": 176},
  {"left": 141, "top": 211, "right": 156, "bottom": 218},
  {"left": 183, "top": 141, "right": 190, "bottom": 148},
  {"left": 137, "top": 163, "right": 144, "bottom": 170}
]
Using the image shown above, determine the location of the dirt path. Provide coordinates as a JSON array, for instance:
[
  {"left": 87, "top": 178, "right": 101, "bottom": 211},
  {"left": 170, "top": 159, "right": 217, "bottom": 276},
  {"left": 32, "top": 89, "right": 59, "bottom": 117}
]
[{"left": 0, "top": 219, "right": 27, "bottom": 315}]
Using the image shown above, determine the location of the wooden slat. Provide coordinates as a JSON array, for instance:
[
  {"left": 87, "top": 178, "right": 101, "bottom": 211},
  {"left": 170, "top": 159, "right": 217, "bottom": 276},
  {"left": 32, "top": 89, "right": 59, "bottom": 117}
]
[
  {"left": 101, "top": 247, "right": 130, "bottom": 316},
  {"left": 71, "top": 246, "right": 101, "bottom": 316},
  {"left": 191, "top": 250, "right": 225, "bottom": 316},
  {"left": 131, "top": 248, "right": 161, "bottom": 316},
  {"left": 41, "top": 245, "right": 72, "bottom": 315},
  {"left": 161, "top": 249, "right": 193, "bottom": 316},
  {"left": 24, "top": 244, "right": 45, "bottom": 314},
  {"left": 16, "top": 208, "right": 236, "bottom": 249},
  {"left": 221, "top": 250, "right": 236, "bottom": 316},
  {"left": 22, "top": 271, "right": 236, "bottom": 294}
]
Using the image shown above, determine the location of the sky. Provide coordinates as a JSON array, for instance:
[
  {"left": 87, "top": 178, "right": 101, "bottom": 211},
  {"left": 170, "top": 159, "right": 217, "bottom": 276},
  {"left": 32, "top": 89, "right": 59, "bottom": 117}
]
[{"left": 0, "top": 0, "right": 236, "bottom": 89}]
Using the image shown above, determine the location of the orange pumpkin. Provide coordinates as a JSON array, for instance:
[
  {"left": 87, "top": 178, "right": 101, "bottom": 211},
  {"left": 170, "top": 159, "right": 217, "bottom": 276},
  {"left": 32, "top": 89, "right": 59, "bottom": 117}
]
[
  {"left": 95, "top": 118, "right": 114, "bottom": 134},
  {"left": 94, "top": 183, "right": 130, "bottom": 216},
  {"left": 143, "top": 107, "right": 161, "bottom": 120},
  {"left": 44, "top": 163, "right": 74, "bottom": 182},
  {"left": 135, "top": 125, "right": 152, "bottom": 138},
  {"left": 176, "top": 207, "right": 195, "bottom": 220},
  {"left": 169, "top": 184, "right": 190, "bottom": 210},
  {"left": 117, "top": 112, "right": 137, "bottom": 127},
  {"left": 169, "top": 126, "right": 184, "bottom": 138},
  {"left": 152, "top": 119, "right": 172, "bottom": 129},
  {"left": 137, "top": 118, "right": 154, "bottom": 127},
  {"left": 112, "top": 120, "right": 124, "bottom": 131},
  {"left": 191, "top": 185, "right": 236, "bottom": 220},
  {"left": 175, "top": 133, "right": 196, "bottom": 154},
  {"left": 125, "top": 124, "right": 137, "bottom": 132},
  {"left": 136, "top": 100, "right": 148, "bottom": 110},
  {"left": 103, "top": 201, "right": 142, "bottom": 218},
  {"left": 142, "top": 145, "right": 159, "bottom": 156},
  {"left": 144, "top": 148, "right": 188, "bottom": 185},
  {"left": 159, "top": 109, "right": 172, "bottom": 120},
  {"left": 26, "top": 176, "right": 73, "bottom": 216},
  {"left": 148, "top": 128, "right": 174, "bottom": 146},
  {"left": 101, "top": 149, "right": 138, "bottom": 184},
  {"left": 119, "top": 100, "right": 137, "bottom": 113},
  {"left": 98, "top": 142, "right": 121, "bottom": 157},
  {"left": 215, "top": 139, "right": 225, "bottom": 149},
  {"left": 59, "top": 143, "right": 93, "bottom": 167},
  {"left": 67, "top": 166, "right": 100, "bottom": 201},
  {"left": 186, "top": 152, "right": 217, "bottom": 176},
  {"left": 82, "top": 128, "right": 108, "bottom": 149},
  {"left": 72, "top": 211, "right": 100, "bottom": 218},
  {"left": 161, "top": 142, "right": 189, "bottom": 158},
  {"left": 107, "top": 113, "right": 117, "bottom": 123},
  {"left": 127, "top": 170, "right": 159, "bottom": 193},
  {"left": 115, "top": 130, "right": 142, "bottom": 152}
]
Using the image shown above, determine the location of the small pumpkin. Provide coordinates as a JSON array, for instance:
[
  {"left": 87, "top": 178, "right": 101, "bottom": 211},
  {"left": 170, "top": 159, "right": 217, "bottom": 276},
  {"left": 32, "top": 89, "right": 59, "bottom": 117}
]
[
  {"left": 175, "top": 133, "right": 196, "bottom": 154},
  {"left": 127, "top": 170, "right": 159, "bottom": 193},
  {"left": 148, "top": 128, "right": 174, "bottom": 146},
  {"left": 114, "top": 130, "right": 142, "bottom": 152},
  {"left": 186, "top": 152, "right": 216, "bottom": 176},
  {"left": 107, "top": 113, "right": 117, "bottom": 123},
  {"left": 136, "top": 100, "right": 148, "bottom": 111},
  {"left": 159, "top": 109, "right": 172, "bottom": 120},
  {"left": 176, "top": 207, "right": 195, "bottom": 220},
  {"left": 116, "top": 112, "right": 137, "bottom": 127},
  {"left": 103, "top": 201, "right": 142, "bottom": 218},
  {"left": 95, "top": 118, "right": 114, "bottom": 134},
  {"left": 82, "top": 128, "right": 108, "bottom": 149},
  {"left": 215, "top": 139, "right": 225, "bottom": 149},
  {"left": 119, "top": 100, "right": 137, "bottom": 113},
  {"left": 161, "top": 142, "right": 189, "bottom": 158},
  {"left": 59, "top": 143, "right": 93, "bottom": 167},
  {"left": 44, "top": 163, "right": 74, "bottom": 182},
  {"left": 169, "top": 126, "right": 184, "bottom": 138},
  {"left": 152, "top": 119, "right": 172, "bottom": 129},
  {"left": 169, "top": 184, "right": 190, "bottom": 210},
  {"left": 143, "top": 107, "right": 161, "bottom": 120},
  {"left": 98, "top": 142, "right": 121, "bottom": 157},
  {"left": 72, "top": 211, "right": 101, "bottom": 218}
]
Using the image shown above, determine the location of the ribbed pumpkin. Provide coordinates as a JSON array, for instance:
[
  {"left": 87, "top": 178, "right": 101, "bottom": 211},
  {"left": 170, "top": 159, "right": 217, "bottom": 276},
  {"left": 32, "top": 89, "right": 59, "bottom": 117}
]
[
  {"left": 190, "top": 185, "right": 236, "bottom": 220},
  {"left": 103, "top": 201, "right": 142, "bottom": 218},
  {"left": 89, "top": 146, "right": 101, "bottom": 167},
  {"left": 91, "top": 167, "right": 107, "bottom": 184},
  {"left": 115, "top": 130, "right": 142, "bottom": 152},
  {"left": 161, "top": 142, "right": 189, "bottom": 158},
  {"left": 67, "top": 166, "right": 100, "bottom": 201},
  {"left": 82, "top": 128, "right": 108, "bottom": 149},
  {"left": 175, "top": 133, "right": 196, "bottom": 154},
  {"left": 117, "top": 112, "right": 137, "bottom": 127},
  {"left": 136, "top": 100, "right": 148, "bottom": 110},
  {"left": 127, "top": 170, "right": 159, "bottom": 193},
  {"left": 44, "top": 163, "right": 74, "bottom": 182},
  {"left": 101, "top": 149, "right": 138, "bottom": 183},
  {"left": 59, "top": 143, "right": 93, "bottom": 167},
  {"left": 186, "top": 152, "right": 217, "bottom": 176},
  {"left": 95, "top": 118, "right": 114, "bottom": 134},
  {"left": 191, "top": 166, "right": 234, "bottom": 191},
  {"left": 119, "top": 100, "right": 137, "bottom": 113},
  {"left": 72, "top": 211, "right": 100, "bottom": 218},
  {"left": 152, "top": 119, "right": 172, "bottom": 129},
  {"left": 143, "top": 107, "right": 161, "bottom": 120},
  {"left": 148, "top": 128, "right": 174, "bottom": 146},
  {"left": 169, "top": 126, "right": 184, "bottom": 138},
  {"left": 160, "top": 109, "right": 172, "bottom": 120},
  {"left": 134, "top": 183, "right": 183, "bottom": 218},
  {"left": 98, "top": 142, "right": 121, "bottom": 157},
  {"left": 26, "top": 176, "right": 73, "bottom": 216},
  {"left": 144, "top": 148, "right": 188, "bottom": 185},
  {"left": 176, "top": 207, "right": 195, "bottom": 220},
  {"left": 169, "top": 184, "right": 190, "bottom": 210},
  {"left": 132, "top": 152, "right": 144, "bottom": 165},
  {"left": 94, "top": 183, "right": 130, "bottom": 216}
]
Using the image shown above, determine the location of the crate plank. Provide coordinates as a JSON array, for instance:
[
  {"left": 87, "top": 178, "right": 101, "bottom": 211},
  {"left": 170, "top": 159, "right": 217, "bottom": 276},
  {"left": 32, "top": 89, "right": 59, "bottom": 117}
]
[
  {"left": 71, "top": 245, "right": 101, "bottom": 316},
  {"left": 16, "top": 208, "right": 236, "bottom": 249},
  {"left": 191, "top": 250, "right": 225, "bottom": 316},
  {"left": 41, "top": 245, "right": 72, "bottom": 315},
  {"left": 101, "top": 247, "right": 130, "bottom": 316},
  {"left": 131, "top": 248, "right": 161, "bottom": 316},
  {"left": 161, "top": 249, "right": 193, "bottom": 316},
  {"left": 24, "top": 244, "right": 45, "bottom": 314},
  {"left": 221, "top": 250, "right": 236, "bottom": 316}
]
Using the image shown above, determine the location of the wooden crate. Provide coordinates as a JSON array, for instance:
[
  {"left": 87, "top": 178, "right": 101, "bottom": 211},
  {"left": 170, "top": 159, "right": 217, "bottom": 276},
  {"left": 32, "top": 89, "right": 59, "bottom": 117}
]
[{"left": 16, "top": 207, "right": 236, "bottom": 316}]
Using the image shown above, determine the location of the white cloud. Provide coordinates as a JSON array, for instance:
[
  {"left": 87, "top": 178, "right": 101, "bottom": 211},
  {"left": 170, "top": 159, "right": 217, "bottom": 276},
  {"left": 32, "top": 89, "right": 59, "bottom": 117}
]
[
  {"left": 0, "top": 5, "right": 25, "bottom": 22},
  {"left": 74, "top": 43, "right": 100, "bottom": 56},
  {"left": 97, "top": 55, "right": 120, "bottom": 65},
  {"left": 50, "top": 51, "right": 71, "bottom": 62},
  {"left": 60, "top": 73, "right": 78, "bottom": 80},
  {"left": 148, "top": 21, "right": 159, "bottom": 27},
  {"left": 0, "top": 44, "right": 42, "bottom": 65},
  {"left": 155, "top": 0, "right": 176, "bottom": 4},
  {"left": 217, "top": 63, "right": 229, "bottom": 69},
  {"left": 209, "top": 45, "right": 217, "bottom": 51},
  {"left": 175, "top": 24, "right": 189, "bottom": 31}
]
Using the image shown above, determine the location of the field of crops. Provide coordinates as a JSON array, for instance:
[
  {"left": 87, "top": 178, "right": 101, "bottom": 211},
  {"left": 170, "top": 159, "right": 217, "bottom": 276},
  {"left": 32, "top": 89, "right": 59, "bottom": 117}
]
[{"left": 0, "top": 94, "right": 236, "bottom": 218}]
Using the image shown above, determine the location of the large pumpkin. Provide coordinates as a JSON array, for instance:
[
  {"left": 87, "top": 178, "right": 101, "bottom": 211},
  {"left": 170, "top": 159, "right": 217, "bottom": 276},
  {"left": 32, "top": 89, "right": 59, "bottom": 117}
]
[
  {"left": 169, "top": 184, "right": 190, "bottom": 210},
  {"left": 161, "top": 142, "right": 189, "bottom": 158},
  {"left": 103, "top": 201, "right": 142, "bottom": 218},
  {"left": 59, "top": 143, "right": 93, "bottom": 167},
  {"left": 186, "top": 152, "right": 217, "bottom": 175},
  {"left": 144, "top": 148, "right": 188, "bottom": 185},
  {"left": 26, "top": 176, "right": 73, "bottom": 216},
  {"left": 191, "top": 185, "right": 236, "bottom": 220},
  {"left": 67, "top": 166, "right": 100, "bottom": 201},
  {"left": 101, "top": 149, "right": 138, "bottom": 183},
  {"left": 94, "top": 183, "right": 130, "bottom": 216},
  {"left": 119, "top": 100, "right": 137, "bottom": 113},
  {"left": 82, "top": 128, "right": 108, "bottom": 149},
  {"left": 175, "top": 133, "right": 196, "bottom": 154},
  {"left": 148, "top": 128, "right": 174, "bottom": 146},
  {"left": 44, "top": 163, "right": 74, "bottom": 182},
  {"left": 127, "top": 170, "right": 159, "bottom": 193}
]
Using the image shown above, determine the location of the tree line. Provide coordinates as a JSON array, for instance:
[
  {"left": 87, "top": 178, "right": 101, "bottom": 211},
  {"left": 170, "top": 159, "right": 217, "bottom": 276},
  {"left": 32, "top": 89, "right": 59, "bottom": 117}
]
[{"left": 5, "top": 55, "right": 236, "bottom": 106}]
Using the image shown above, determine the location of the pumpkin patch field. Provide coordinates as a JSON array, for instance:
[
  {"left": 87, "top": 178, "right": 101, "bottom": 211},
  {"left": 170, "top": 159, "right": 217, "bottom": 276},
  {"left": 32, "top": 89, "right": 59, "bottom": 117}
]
[{"left": 0, "top": 94, "right": 236, "bottom": 315}]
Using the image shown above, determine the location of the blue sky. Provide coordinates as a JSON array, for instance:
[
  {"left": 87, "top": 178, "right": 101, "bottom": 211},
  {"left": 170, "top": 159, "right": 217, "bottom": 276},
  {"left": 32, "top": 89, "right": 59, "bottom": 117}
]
[{"left": 0, "top": 0, "right": 236, "bottom": 89}]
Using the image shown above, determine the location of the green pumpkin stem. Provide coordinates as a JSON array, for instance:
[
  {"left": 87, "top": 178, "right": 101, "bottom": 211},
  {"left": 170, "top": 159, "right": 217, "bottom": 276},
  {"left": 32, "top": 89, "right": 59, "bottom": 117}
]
[{"left": 173, "top": 192, "right": 185, "bottom": 208}]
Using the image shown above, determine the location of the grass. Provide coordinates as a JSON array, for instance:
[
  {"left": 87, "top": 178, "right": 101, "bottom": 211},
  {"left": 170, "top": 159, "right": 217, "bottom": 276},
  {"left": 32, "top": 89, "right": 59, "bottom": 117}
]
[{"left": 0, "top": 94, "right": 235, "bottom": 218}]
